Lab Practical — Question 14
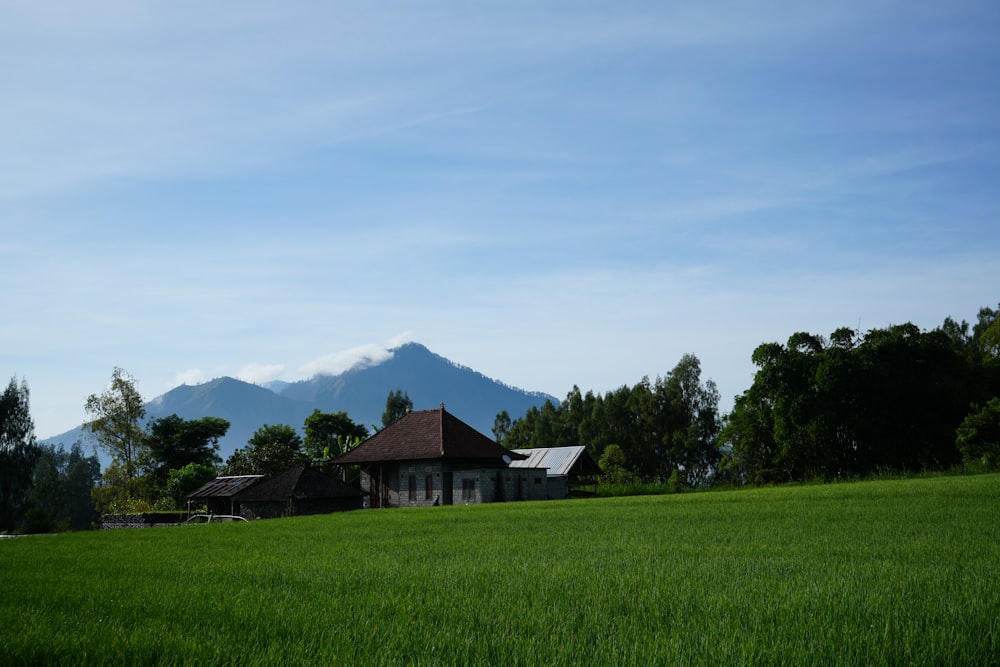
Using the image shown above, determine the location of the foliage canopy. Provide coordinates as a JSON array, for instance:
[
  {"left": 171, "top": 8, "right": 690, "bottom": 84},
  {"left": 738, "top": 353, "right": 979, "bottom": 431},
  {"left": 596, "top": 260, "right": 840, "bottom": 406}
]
[
  {"left": 722, "top": 308, "right": 1000, "bottom": 483},
  {"left": 224, "top": 423, "right": 307, "bottom": 477}
]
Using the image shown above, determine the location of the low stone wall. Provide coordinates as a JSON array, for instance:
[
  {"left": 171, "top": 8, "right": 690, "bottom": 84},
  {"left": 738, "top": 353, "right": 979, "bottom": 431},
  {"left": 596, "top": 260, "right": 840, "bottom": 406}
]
[{"left": 101, "top": 513, "right": 184, "bottom": 529}]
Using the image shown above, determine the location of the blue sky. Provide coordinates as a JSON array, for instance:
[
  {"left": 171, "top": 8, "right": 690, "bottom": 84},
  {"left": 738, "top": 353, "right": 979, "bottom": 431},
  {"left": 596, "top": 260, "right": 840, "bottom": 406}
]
[{"left": 3, "top": 1, "right": 998, "bottom": 440}]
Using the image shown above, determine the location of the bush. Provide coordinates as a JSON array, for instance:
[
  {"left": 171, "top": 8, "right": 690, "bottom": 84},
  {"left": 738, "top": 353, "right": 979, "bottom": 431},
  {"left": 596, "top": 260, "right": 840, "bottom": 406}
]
[{"left": 956, "top": 397, "right": 1000, "bottom": 470}]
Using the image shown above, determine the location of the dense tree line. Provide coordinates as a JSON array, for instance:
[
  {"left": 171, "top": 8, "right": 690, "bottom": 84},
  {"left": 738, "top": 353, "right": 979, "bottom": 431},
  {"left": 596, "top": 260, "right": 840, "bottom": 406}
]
[
  {"left": 497, "top": 305, "right": 999, "bottom": 490},
  {"left": 721, "top": 306, "right": 1000, "bottom": 484},
  {"left": 24, "top": 442, "right": 101, "bottom": 532},
  {"left": 496, "top": 354, "right": 722, "bottom": 488},
  {"left": 0, "top": 377, "right": 101, "bottom": 533}
]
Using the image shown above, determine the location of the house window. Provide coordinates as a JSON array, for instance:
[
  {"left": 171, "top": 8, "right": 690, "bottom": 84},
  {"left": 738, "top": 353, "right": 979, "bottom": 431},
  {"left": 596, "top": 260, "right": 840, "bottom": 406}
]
[
  {"left": 425, "top": 474, "right": 433, "bottom": 500},
  {"left": 462, "top": 478, "right": 476, "bottom": 501},
  {"left": 408, "top": 474, "right": 416, "bottom": 502}
]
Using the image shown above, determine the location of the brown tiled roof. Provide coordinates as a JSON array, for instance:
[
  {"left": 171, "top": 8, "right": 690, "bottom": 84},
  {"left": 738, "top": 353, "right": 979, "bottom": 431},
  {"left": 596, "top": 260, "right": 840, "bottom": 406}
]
[
  {"left": 330, "top": 406, "right": 527, "bottom": 465},
  {"left": 187, "top": 475, "right": 263, "bottom": 499},
  {"left": 234, "top": 465, "right": 366, "bottom": 501}
]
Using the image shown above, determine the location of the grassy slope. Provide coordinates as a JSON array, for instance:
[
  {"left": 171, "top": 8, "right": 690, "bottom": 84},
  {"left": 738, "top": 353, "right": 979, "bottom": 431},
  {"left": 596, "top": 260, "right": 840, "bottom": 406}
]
[{"left": 2, "top": 474, "right": 999, "bottom": 665}]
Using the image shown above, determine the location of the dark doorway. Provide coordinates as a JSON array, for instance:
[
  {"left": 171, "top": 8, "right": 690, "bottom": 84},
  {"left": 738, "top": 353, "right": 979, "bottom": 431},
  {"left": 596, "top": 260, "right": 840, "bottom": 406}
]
[{"left": 442, "top": 472, "right": 453, "bottom": 505}]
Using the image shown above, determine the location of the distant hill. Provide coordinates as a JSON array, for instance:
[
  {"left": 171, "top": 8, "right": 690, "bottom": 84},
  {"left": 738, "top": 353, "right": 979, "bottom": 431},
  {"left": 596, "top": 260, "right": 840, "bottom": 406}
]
[
  {"left": 41, "top": 343, "right": 557, "bottom": 465},
  {"left": 143, "top": 377, "right": 317, "bottom": 454}
]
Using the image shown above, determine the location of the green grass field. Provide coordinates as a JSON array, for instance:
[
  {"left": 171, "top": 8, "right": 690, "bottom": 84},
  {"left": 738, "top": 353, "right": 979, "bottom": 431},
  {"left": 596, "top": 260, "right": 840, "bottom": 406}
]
[{"left": 2, "top": 474, "right": 999, "bottom": 666}]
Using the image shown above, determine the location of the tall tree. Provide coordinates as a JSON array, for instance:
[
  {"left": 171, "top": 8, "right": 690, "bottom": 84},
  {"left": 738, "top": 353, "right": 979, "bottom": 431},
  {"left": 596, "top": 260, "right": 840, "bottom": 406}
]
[
  {"left": 84, "top": 368, "right": 147, "bottom": 492},
  {"left": 145, "top": 414, "right": 228, "bottom": 492},
  {"left": 492, "top": 410, "right": 512, "bottom": 444},
  {"left": 0, "top": 377, "right": 40, "bottom": 532},
  {"left": 224, "top": 424, "right": 306, "bottom": 477},
  {"left": 303, "top": 409, "right": 367, "bottom": 460},
  {"left": 382, "top": 388, "right": 413, "bottom": 427},
  {"left": 652, "top": 354, "right": 722, "bottom": 487}
]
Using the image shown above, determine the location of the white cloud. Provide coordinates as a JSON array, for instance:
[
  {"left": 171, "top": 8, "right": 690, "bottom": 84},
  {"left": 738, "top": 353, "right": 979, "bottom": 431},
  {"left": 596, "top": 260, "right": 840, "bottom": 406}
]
[
  {"left": 299, "top": 344, "right": 395, "bottom": 378},
  {"left": 236, "top": 363, "right": 286, "bottom": 385}
]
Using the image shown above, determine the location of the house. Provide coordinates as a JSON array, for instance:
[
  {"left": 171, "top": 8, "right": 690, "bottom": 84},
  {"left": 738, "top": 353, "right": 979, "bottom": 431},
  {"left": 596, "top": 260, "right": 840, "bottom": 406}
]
[
  {"left": 509, "top": 446, "right": 602, "bottom": 499},
  {"left": 330, "top": 404, "right": 547, "bottom": 507},
  {"left": 234, "top": 465, "right": 367, "bottom": 519},
  {"left": 186, "top": 475, "right": 263, "bottom": 516}
]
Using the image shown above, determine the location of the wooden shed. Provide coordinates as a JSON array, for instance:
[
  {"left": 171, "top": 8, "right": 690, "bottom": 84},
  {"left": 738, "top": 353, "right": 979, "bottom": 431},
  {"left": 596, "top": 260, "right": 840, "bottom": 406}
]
[
  {"left": 186, "top": 475, "right": 264, "bottom": 516},
  {"left": 233, "top": 465, "right": 367, "bottom": 519}
]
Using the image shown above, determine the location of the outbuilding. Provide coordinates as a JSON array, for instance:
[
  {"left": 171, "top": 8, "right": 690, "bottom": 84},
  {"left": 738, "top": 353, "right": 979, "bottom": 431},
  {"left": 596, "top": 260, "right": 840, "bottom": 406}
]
[
  {"left": 509, "top": 446, "right": 602, "bottom": 498},
  {"left": 234, "top": 465, "right": 367, "bottom": 519},
  {"left": 186, "top": 474, "right": 263, "bottom": 516}
]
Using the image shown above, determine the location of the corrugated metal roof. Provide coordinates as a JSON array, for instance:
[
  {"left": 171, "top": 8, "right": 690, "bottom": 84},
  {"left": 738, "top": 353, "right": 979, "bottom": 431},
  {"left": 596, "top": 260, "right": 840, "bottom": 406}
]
[
  {"left": 187, "top": 475, "right": 263, "bottom": 499},
  {"left": 509, "top": 446, "right": 601, "bottom": 477}
]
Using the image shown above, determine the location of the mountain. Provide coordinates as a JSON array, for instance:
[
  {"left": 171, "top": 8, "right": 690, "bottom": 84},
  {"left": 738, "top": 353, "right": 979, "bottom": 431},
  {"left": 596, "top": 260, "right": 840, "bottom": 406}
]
[
  {"left": 41, "top": 343, "right": 557, "bottom": 465},
  {"left": 278, "top": 343, "right": 553, "bottom": 434}
]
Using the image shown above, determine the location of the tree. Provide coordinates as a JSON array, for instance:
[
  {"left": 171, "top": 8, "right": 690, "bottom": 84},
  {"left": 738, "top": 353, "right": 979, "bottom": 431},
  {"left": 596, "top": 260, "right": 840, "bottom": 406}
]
[
  {"left": 651, "top": 354, "right": 722, "bottom": 488},
  {"left": 492, "top": 410, "right": 512, "bottom": 444},
  {"left": 223, "top": 424, "right": 306, "bottom": 477},
  {"left": 23, "top": 447, "right": 62, "bottom": 533},
  {"left": 382, "top": 388, "right": 413, "bottom": 427},
  {"left": 980, "top": 316, "right": 1000, "bottom": 361},
  {"left": 501, "top": 405, "right": 539, "bottom": 450},
  {"left": 303, "top": 409, "right": 368, "bottom": 460},
  {"left": 719, "top": 388, "right": 776, "bottom": 485},
  {"left": 84, "top": 368, "right": 147, "bottom": 493},
  {"left": 165, "top": 463, "right": 219, "bottom": 508},
  {"left": 145, "top": 414, "right": 228, "bottom": 493},
  {"left": 598, "top": 444, "right": 638, "bottom": 486},
  {"left": 956, "top": 398, "right": 1000, "bottom": 470},
  {"left": 60, "top": 443, "right": 101, "bottom": 529},
  {"left": 0, "top": 377, "right": 40, "bottom": 532},
  {"left": 91, "top": 460, "right": 146, "bottom": 515},
  {"left": 23, "top": 442, "right": 101, "bottom": 532}
]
